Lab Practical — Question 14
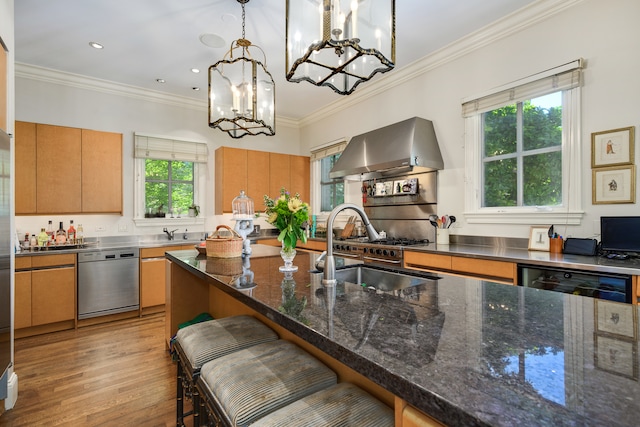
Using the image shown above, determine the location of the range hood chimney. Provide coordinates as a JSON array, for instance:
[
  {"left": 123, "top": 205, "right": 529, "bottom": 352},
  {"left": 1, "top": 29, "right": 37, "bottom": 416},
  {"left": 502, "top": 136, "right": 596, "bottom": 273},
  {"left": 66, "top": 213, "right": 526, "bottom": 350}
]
[{"left": 329, "top": 117, "right": 443, "bottom": 180}]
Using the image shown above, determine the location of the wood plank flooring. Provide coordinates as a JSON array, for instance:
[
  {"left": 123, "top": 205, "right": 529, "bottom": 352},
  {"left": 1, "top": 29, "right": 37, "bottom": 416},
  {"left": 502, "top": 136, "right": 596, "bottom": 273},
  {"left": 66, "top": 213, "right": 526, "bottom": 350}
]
[{"left": 0, "top": 314, "right": 186, "bottom": 427}]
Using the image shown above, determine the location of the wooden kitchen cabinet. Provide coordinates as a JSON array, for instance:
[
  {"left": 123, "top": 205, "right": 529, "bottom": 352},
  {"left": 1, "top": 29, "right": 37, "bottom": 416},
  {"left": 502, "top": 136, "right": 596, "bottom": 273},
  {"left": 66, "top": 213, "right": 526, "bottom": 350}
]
[
  {"left": 289, "top": 154, "right": 310, "bottom": 203},
  {"left": 215, "top": 146, "right": 247, "bottom": 214},
  {"left": 269, "top": 152, "right": 290, "bottom": 198},
  {"left": 15, "top": 121, "right": 37, "bottom": 214},
  {"left": 81, "top": 129, "right": 123, "bottom": 213},
  {"left": 140, "top": 245, "right": 195, "bottom": 313},
  {"left": 215, "top": 147, "right": 310, "bottom": 214},
  {"left": 36, "top": 124, "right": 82, "bottom": 213},
  {"left": 14, "top": 271, "right": 32, "bottom": 329},
  {"left": 404, "top": 250, "right": 515, "bottom": 284},
  {"left": 31, "top": 267, "right": 75, "bottom": 325},
  {"left": 14, "top": 253, "right": 77, "bottom": 337},
  {"left": 247, "top": 150, "right": 270, "bottom": 213}
]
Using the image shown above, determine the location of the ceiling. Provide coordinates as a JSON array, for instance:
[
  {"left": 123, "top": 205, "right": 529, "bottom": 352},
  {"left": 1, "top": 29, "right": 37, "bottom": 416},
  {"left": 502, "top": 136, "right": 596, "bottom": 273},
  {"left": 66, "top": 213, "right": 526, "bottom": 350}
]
[{"left": 14, "top": 0, "right": 536, "bottom": 121}]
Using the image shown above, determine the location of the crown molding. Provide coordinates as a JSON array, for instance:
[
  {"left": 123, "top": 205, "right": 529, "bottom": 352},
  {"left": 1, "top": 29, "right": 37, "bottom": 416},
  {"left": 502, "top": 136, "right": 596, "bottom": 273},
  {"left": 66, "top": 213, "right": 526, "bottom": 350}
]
[
  {"left": 299, "top": 0, "right": 585, "bottom": 127},
  {"left": 15, "top": 62, "right": 300, "bottom": 129}
]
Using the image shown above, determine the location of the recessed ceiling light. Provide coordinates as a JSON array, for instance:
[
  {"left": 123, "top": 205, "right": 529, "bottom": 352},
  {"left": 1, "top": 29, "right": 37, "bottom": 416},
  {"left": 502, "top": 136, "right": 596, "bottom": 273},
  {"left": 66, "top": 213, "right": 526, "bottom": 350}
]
[
  {"left": 191, "top": 68, "right": 200, "bottom": 74},
  {"left": 89, "top": 41, "right": 104, "bottom": 49},
  {"left": 192, "top": 87, "right": 200, "bottom": 91},
  {"left": 156, "top": 79, "right": 166, "bottom": 84},
  {"left": 199, "top": 33, "right": 225, "bottom": 48}
]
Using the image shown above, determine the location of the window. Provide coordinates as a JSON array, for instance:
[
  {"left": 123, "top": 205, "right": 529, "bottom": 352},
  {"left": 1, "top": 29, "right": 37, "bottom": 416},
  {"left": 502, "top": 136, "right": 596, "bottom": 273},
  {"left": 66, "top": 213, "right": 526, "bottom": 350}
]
[
  {"left": 144, "top": 159, "right": 194, "bottom": 217},
  {"left": 463, "top": 60, "right": 584, "bottom": 225},
  {"left": 482, "top": 92, "right": 562, "bottom": 208},
  {"left": 134, "top": 134, "right": 208, "bottom": 223},
  {"left": 319, "top": 154, "right": 344, "bottom": 212},
  {"left": 311, "top": 140, "right": 347, "bottom": 214}
]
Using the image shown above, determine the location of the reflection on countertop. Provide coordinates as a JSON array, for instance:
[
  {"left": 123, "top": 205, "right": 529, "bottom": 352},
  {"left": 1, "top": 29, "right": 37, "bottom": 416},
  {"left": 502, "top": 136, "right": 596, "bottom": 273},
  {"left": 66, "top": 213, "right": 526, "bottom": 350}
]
[{"left": 167, "top": 246, "right": 640, "bottom": 427}]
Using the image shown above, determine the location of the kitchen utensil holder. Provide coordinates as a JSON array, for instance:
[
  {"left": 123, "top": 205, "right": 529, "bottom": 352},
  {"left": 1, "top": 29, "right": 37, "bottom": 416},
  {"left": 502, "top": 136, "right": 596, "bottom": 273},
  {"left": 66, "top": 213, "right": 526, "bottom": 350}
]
[{"left": 436, "top": 228, "right": 450, "bottom": 245}]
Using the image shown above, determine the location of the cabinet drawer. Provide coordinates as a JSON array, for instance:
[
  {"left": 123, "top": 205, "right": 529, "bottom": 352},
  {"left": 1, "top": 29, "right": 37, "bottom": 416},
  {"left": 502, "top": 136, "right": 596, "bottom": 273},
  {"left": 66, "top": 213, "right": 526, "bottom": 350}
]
[
  {"left": 31, "top": 266, "right": 75, "bottom": 325},
  {"left": 451, "top": 257, "right": 515, "bottom": 280},
  {"left": 31, "top": 253, "right": 76, "bottom": 268},
  {"left": 404, "top": 251, "right": 452, "bottom": 270},
  {"left": 15, "top": 256, "right": 32, "bottom": 270},
  {"left": 141, "top": 245, "right": 185, "bottom": 259}
]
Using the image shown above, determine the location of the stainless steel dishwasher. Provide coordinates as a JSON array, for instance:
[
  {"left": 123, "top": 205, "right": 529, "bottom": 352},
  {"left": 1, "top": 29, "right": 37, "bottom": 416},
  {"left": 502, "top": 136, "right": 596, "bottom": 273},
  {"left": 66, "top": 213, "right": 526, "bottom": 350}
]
[{"left": 78, "top": 248, "right": 140, "bottom": 319}]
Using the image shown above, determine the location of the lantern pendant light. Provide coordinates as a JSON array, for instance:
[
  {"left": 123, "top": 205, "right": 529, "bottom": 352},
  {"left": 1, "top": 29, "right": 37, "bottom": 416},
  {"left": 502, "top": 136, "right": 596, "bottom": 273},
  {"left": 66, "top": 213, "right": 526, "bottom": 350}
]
[
  {"left": 209, "top": 0, "right": 275, "bottom": 138},
  {"left": 286, "top": 0, "right": 395, "bottom": 95}
]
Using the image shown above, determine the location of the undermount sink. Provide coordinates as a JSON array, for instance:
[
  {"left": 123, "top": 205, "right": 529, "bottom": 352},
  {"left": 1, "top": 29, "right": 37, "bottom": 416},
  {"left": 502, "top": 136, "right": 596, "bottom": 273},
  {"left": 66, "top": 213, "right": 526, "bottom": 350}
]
[{"left": 321, "top": 265, "right": 440, "bottom": 292}]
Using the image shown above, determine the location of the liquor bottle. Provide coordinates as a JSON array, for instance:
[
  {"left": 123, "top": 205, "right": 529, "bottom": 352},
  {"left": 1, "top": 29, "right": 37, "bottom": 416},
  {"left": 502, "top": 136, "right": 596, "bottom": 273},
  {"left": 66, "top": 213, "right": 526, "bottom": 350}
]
[
  {"left": 67, "top": 220, "right": 76, "bottom": 244},
  {"left": 56, "top": 221, "right": 67, "bottom": 244},
  {"left": 37, "top": 228, "right": 48, "bottom": 247},
  {"left": 76, "top": 224, "right": 84, "bottom": 245},
  {"left": 46, "top": 220, "right": 54, "bottom": 244},
  {"left": 29, "top": 234, "right": 37, "bottom": 250}
]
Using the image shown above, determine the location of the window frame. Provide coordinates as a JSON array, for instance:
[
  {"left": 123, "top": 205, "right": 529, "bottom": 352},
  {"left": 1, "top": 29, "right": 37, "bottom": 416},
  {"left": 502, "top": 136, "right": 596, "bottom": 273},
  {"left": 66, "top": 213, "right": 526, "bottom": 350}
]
[
  {"left": 310, "top": 139, "right": 347, "bottom": 215},
  {"left": 463, "top": 63, "right": 584, "bottom": 225}
]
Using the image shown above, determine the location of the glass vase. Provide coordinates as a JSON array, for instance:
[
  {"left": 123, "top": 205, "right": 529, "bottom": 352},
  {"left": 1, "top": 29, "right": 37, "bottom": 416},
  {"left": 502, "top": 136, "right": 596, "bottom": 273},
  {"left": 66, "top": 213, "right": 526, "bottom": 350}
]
[{"left": 279, "top": 243, "right": 298, "bottom": 272}]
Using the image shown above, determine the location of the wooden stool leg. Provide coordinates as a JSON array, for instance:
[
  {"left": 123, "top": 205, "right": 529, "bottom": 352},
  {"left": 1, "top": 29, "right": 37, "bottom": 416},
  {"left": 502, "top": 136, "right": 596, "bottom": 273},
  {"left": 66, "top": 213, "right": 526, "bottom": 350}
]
[{"left": 193, "top": 386, "right": 200, "bottom": 427}]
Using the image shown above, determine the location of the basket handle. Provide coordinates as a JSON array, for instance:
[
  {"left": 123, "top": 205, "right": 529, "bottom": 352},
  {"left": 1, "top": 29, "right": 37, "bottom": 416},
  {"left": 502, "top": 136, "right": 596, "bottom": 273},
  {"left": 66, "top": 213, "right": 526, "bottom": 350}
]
[{"left": 212, "top": 224, "right": 242, "bottom": 240}]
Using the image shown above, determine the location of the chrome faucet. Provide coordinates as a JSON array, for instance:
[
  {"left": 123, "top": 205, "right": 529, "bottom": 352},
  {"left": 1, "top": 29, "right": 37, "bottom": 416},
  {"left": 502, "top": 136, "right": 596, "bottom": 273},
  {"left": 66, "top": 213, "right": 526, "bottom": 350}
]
[
  {"left": 321, "top": 203, "right": 381, "bottom": 287},
  {"left": 163, "top": 228, "right": 178, "bottom": 240}
]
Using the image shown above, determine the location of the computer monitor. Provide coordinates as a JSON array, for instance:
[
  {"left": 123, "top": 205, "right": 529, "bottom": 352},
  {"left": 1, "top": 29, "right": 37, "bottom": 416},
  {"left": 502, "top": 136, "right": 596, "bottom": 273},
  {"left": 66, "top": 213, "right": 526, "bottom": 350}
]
[{"left": 600, "top": 216, "right": 640, "bottom": 253}]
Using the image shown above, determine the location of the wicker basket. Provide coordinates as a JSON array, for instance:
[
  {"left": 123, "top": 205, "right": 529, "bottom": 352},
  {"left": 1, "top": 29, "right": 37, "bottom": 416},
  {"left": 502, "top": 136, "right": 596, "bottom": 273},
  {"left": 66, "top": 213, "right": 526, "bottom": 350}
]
[
  {"left": 206, "top": 225, "right": 243, "bottom": 258},
  {"left": 205, "top": 256, "right": 244, "bottom": 276}
]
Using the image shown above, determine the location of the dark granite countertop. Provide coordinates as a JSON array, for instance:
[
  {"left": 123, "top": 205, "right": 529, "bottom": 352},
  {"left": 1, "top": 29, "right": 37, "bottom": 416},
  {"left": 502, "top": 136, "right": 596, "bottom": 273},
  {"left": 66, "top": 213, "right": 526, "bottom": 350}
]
[{"left": 166, "top": 245, "right": 640, "bottom": 427}]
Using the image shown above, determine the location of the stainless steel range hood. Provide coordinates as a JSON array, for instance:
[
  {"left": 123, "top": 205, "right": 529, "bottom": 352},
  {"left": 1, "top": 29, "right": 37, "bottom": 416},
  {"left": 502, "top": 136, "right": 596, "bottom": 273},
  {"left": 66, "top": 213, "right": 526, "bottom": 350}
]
[{"left": 329, "top": 117, "right": 443, "bottom": 180}]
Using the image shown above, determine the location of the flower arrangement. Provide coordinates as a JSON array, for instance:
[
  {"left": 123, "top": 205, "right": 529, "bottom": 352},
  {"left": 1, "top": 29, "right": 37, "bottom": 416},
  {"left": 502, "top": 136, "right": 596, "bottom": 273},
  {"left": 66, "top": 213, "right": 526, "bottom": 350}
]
[{"left": 263, "top": 188, "right": 309, "bottom": 250}]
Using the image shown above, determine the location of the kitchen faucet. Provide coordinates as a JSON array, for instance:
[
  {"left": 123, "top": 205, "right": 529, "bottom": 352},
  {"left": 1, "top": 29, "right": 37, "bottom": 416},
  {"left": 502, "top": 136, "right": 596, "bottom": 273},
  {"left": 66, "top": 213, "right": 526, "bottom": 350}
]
[
  {"left": 320, "top": 203, "right": 381, "bottom": 287},
  {"left": 163, "top": 228, "right": 178, "bottom": 240}
]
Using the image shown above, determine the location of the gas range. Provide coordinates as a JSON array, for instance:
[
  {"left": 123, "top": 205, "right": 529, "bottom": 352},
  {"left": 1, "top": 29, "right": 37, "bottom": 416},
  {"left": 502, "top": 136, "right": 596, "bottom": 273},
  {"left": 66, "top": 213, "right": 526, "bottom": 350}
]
[{"left": 332, "top": 237, "right": 430, "bottom": 267}]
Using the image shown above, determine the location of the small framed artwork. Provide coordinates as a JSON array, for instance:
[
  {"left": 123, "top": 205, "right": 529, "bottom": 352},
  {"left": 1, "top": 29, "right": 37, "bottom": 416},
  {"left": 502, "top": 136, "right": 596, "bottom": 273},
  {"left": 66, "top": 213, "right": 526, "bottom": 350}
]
[
  {"left": 594, "top": 334, "right": 637, "bottom": 379},
  {"left": 595, "top": 300, "right": 637, "bottom": 339},
  {"left": 591, "top": 126, "right": 634, "bottom": 168},
  {"left": 592, "top": 165, "right": 636, "bottom": 204},
  {"left": 528, "top": 226, "right": 550, "bottom": 251}
]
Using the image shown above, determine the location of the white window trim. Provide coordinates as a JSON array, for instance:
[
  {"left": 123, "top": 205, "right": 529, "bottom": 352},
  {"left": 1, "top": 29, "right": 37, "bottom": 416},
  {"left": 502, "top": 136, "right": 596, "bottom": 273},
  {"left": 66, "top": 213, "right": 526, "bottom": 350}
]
[
  {"left": 464, "top": 75, "right": 584, "bottom": 226},
  {"left": 133, "top": 158, "right": 206, "bottom": 227}
]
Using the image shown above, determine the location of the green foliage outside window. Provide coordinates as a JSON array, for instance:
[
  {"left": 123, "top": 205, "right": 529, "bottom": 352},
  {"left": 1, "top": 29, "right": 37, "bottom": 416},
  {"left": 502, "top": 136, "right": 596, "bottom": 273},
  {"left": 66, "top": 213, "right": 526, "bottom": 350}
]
[
  {"left": 320, "top": 154, "right": 344, "bottom": 212},
  {"left": 145, "top": 159, "right": 194, "bottom": 216},
  {"left": 482, "top": 93, "right": 562, "bottom": 208}
]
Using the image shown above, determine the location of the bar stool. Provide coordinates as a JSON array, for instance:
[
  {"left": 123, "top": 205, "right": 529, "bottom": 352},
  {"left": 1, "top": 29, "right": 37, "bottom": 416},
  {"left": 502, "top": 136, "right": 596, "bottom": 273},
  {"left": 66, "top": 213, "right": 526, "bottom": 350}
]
[
  {"left": 251, "top": 382, "right": 394, "bottom": 427},
  {"left": 173, "top": 315, "right": 279, "bottom": 427},
  {"left": 196, "top": 339, "right": 338, "bottom": 427}
]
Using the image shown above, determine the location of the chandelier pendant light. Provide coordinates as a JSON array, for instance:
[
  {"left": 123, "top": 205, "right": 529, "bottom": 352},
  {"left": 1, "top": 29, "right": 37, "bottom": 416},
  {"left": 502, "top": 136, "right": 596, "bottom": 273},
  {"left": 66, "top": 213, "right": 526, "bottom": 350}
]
[
  {"left": 209, "top": 0, "right": 275, "bottom": 138},
  {"left": 286, "top": 0, "right": 395, "bottom": 95}
]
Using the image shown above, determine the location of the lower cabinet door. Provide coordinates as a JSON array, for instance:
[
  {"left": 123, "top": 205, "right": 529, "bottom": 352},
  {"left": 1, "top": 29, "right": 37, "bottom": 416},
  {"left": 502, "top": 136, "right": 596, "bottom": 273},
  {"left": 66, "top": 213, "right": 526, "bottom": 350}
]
[
  {"left": 31, "top": 267, "right": 75, "bottom": 326},
  {"left": 141, "top": 258, "right": 166, "bottom": 308},
  {"left": 14, "top": 271, "right": 32, "bottom": 329}
]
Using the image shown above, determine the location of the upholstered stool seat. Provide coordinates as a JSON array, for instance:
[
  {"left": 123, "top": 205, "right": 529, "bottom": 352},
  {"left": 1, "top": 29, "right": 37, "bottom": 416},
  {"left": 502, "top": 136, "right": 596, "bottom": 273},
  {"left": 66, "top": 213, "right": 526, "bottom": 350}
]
[
  {"left": 197, "top": 339, "right": 337, "bottom": 427},
  {"left": 173, "top": 315, "right": 278, "bottom": 427},
  {"left": 251, "top": 382, "right": 394, "bottom": 427}
]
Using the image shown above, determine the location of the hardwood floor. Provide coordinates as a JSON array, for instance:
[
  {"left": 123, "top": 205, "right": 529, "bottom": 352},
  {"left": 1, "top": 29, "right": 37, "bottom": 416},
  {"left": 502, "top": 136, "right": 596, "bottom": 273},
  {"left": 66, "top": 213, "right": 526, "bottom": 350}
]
[{"left": 0, "top": 313, "right": 185, "bottom": 427}]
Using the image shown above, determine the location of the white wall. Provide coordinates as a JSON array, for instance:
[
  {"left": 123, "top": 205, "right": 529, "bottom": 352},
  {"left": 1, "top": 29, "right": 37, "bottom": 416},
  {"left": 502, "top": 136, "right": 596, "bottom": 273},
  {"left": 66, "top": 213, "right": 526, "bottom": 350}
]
[
  {"left": 14, "top": 74, "right": 301, "bottom": 238},
  {"left": 300, "top": 0, "right": 640, "bottom": 240}
]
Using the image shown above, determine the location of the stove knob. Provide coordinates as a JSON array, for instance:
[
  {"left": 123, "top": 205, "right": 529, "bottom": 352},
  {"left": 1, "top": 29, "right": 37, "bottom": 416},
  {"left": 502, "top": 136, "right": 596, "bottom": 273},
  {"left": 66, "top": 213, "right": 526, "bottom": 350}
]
[
  {"left": 345, "top": 245, "right": 351, "bottom": 251},
  {"left": 390, "top": 250, "right": 396, "bottom": 257},
  {"left": 382, "top": 249, "right": 389, "bottom": 256},
  {"left": 376, "top": 249, "right": 383, "bottom": 256}
]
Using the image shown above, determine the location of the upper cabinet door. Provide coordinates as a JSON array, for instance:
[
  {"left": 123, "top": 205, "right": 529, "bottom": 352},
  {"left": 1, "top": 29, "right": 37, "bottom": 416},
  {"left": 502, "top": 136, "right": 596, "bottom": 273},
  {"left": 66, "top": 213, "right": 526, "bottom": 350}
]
[
  {"left": 81, "top": 129, "right": 123, "bottom": 214},
  {"left": 289, "top": 155, "right": 310, "bottom": 204},
  {"left": 269, "top": 153, "right": 290, "bottom": 199},
  {"left": 15, "top": 121, "right": 37, "bottom": 214},
  {"left": 215, "top": 147, "right": 248, "bottom": 214},
  {"left": 247, "top": 150, "right": 269, "bottom": 213},
  {"left": 36, "top": 124, "right": 82, "bottom": 214}
]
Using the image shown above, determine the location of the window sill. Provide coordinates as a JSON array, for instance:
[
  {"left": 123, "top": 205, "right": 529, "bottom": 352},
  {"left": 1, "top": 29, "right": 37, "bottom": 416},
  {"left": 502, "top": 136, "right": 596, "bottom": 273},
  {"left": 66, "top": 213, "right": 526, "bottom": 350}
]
[
  {"left": 133, "top": 217, "right": 205, "bottom": 228},
  {"left": 464, "top": 209, "right": 584, "bottom": 225}
]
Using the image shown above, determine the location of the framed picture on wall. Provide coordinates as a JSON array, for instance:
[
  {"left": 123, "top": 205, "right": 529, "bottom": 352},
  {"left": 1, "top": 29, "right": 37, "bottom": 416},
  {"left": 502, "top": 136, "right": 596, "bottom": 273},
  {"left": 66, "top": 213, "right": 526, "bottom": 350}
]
[
  {"left": 592, "top": 165, "right": 636, "bottom": 204},
  {"left": 591, "top": 126, "right": 635, "bottom": 168}
]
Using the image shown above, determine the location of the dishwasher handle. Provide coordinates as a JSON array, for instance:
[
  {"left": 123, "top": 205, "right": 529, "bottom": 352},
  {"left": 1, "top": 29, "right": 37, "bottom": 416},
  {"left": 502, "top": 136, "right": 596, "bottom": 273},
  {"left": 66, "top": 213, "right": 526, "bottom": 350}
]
[{"left": 119, "top": 253, "right": 136, "bottom": 258}]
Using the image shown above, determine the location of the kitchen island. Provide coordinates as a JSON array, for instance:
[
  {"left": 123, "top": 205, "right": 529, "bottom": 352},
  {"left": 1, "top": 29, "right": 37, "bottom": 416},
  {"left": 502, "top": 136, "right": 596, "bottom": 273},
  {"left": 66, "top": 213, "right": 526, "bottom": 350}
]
[{"left": 166, "top": 245, "right": 640, "bottom": 427}]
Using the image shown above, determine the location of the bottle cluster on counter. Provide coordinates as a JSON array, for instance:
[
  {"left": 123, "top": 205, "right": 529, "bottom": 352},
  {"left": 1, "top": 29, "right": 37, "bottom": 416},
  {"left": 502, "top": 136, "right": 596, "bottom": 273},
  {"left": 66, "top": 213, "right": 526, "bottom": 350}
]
[{"left": 22, "top": 219, "right": 84, "bottom": 251}]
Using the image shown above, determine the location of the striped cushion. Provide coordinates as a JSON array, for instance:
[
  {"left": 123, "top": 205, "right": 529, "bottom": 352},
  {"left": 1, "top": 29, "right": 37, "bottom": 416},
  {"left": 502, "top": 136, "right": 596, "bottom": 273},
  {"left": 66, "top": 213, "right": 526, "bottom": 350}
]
[
  {"left": 200, "top": 340, "right": 337, "bottom": 427},
  {"left": 175, "top": 315, "right": 278, "bottom": 370},
  {"left": 250, "top": 382, "right": 394, "bottom": 427}
]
